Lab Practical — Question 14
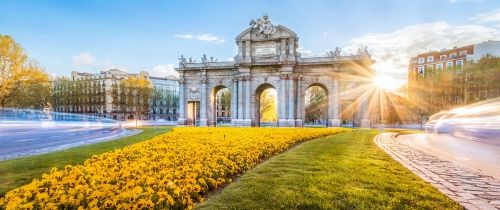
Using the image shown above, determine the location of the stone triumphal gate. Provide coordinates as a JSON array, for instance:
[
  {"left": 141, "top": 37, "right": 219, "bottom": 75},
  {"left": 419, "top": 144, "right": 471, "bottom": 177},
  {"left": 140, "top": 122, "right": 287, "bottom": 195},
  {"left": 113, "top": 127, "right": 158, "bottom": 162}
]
[{"left": 177, "top": 15, "right": 373, "bottom": 127}]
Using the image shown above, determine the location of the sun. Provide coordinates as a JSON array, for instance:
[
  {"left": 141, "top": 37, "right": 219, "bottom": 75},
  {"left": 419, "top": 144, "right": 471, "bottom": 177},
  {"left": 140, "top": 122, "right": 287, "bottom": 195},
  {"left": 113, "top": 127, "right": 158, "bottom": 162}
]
[{"left": 373, "top": 75, "right": 399, "bottom": 90}]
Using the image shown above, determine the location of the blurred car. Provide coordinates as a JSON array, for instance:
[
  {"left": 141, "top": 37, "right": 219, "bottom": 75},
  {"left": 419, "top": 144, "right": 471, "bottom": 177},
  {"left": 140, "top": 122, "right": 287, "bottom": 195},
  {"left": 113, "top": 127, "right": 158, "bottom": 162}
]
[{"left": 425, "top": 97, "right": 500, "bottom": 139}]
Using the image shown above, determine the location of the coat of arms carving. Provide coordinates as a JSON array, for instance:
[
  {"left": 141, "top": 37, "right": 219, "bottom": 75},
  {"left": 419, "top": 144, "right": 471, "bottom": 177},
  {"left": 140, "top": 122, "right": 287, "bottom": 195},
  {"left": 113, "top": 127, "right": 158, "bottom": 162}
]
[
  {"left": 188, "top": 87, "right": 199, "bottom": 93},
  {"left": 249, "top": 14, "right": 277, "bottom": 38}
]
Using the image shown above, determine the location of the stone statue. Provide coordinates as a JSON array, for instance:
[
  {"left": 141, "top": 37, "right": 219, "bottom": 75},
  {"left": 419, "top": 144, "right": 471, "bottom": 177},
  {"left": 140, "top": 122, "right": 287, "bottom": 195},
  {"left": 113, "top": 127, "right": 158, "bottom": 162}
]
[
  {"left": 188, "top": 57, "right": 194, "bottom": 63},
  {"left": 334, "top": 47, "right": 341, "bottom": 60},
  {"left": 249, "top": 14, "right": 277, "bottom": 38},
  {"left": 178, "top": 55, "right": 187, "bottom": 67},
  {"left": 358, "top": 45, "right": 369, "bottom": 56},
  {"left": 201, "top": 54, "right": 208, "bottom": 65}
]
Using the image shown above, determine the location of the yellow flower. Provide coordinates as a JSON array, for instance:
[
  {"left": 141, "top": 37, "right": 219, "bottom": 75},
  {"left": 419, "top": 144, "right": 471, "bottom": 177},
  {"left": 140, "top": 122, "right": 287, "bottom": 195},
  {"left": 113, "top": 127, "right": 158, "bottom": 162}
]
[{"left": 0, "top": 127, "right": 350, "bottom": 209}]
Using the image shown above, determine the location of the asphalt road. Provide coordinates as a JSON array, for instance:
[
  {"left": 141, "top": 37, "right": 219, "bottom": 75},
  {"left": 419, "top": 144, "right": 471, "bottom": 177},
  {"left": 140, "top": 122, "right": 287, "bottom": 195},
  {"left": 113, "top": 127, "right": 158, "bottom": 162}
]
[
  {"left": 398, "top": 133, "right": 500, "bottom": 179},
  {"left": 0, "top": 122, "right": 130, "bottom": 160}
]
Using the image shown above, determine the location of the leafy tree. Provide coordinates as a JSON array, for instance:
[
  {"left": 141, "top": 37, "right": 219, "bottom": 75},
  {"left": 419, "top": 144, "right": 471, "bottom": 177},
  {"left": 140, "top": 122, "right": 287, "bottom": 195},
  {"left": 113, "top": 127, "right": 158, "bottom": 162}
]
[
  {"left": 260, "top": 88, "right": 277, "bottom": 122},
  {"left": 304, "top": 86, "right": 327, "bottom": 124},
  {"left": 151, "top": 88, "right": 165, "bottom": 120},
  {"left": 0, "top": 35, "right": 51, "bottom": 109},
  {"left": 121, "top": 76, "right": 153, "bottom": 120}
]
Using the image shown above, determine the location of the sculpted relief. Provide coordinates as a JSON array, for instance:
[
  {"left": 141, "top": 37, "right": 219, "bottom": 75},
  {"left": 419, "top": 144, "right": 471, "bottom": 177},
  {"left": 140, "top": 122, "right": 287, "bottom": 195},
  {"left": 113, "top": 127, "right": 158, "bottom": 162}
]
[{"left": 249, "top": 14, "right": 277, "bottom": 38}]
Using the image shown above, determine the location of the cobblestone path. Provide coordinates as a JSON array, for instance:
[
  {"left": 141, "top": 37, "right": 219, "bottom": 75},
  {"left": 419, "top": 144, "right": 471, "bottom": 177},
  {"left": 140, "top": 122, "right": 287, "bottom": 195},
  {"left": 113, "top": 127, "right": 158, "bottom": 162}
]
[{"left": 375, "top": 133, "right": 500, "bottom": 210}]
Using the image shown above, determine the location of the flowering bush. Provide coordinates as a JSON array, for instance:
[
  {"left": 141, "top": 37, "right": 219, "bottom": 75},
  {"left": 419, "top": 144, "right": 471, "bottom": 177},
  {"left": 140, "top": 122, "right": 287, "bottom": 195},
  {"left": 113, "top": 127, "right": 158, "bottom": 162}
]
[{"left": 0, "top": 127, "right": 349, "bottom": 209}]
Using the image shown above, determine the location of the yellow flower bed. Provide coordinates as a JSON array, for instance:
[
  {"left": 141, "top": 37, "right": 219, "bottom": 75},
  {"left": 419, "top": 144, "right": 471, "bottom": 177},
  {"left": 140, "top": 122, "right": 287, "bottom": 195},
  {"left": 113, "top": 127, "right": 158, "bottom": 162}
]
[{"left": 0, "top": 127, "right": 349, "bottom": 209}]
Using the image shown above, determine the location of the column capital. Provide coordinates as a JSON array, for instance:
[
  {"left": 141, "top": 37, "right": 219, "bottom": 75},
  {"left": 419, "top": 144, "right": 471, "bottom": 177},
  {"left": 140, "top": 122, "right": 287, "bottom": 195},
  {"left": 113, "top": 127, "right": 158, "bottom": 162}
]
[
  {"left": 178, "top": 78, "right": 186, "bottom": 84},
  {"left": 243, "top": 75, "right": 252, "bottom": 81},
  {"left": 200, "top": 77, "right": 208, "bottom": 84},
  {"left": 280, "top": 74, "right": 289, "bottom": 80},
  {"left": 292, "top": 74, "right": 302, "bottom": 80}
]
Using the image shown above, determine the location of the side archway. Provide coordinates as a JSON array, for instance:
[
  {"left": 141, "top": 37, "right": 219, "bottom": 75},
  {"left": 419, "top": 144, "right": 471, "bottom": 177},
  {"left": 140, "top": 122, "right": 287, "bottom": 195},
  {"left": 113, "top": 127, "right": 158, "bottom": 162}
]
[
  {"left": 209, "top": 85, "right": 232, "bottom": 126},
  {"left": 254, "top": 83, "right": 278, "bottom": 127}
]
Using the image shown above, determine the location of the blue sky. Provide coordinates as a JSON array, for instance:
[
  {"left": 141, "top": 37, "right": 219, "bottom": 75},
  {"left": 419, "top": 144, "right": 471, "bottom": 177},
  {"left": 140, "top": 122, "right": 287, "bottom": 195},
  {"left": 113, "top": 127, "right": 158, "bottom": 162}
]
[{"left": 1, "top": 0, "right": 499, "bottom": 86}]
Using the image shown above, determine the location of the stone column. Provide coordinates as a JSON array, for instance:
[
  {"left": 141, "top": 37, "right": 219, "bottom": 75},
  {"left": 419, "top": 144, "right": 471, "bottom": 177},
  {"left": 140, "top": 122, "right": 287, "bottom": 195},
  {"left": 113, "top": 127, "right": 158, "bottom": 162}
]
[
  {"left": 278, "top": 74, "right": 288, "bottom": 127},
  {"left": 237, "top": 76, "right": 244, "bottom": 125},
  {"left": 177, "top": 79, "right": 186, "bottom": 126},
  {"left": 199, "top": 77, "right": 208, "bottom": 126},
  {"left": 231, "top": 77, "right": 238, "bottom": 126},
  {"left": 295, "top": 75, "right": 303, "bottom": 127},
  {"left": 329, "top": 79, "right": 341, "bottom": 127},
  {"left": 287, "top": 76, "right": 295, "bottom": 127},
  {"left": 360, "top": 92, "right": 371, "bottom": 128},
  {"left": 244, "top": 76, "right": 251, "bottom": 126}
]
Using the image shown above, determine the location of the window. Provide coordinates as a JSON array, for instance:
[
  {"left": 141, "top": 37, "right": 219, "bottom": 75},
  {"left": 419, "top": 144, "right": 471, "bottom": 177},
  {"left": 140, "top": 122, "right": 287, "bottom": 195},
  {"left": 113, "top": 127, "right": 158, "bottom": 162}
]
[
  {"left": 418, "top": 66, "right": 424, "bottom": 74},
  {"left": 427, "top": 56, "right": 433, "bottom": 62},
  {"left": 446, "top": 61, "right": 453, "bottom": 69},
  {"left": 436, "top": 63, "right": 443, "bottom": 70},
  {"left": 418, "top": 57, "right": 425, "bottom": 64},
  {"left": 456, "top": 60, "right": 463, "bottom": 67},
  {"left": 440, "top": 55, "right": 446, "bottom": 60},
  {"left": 450, "top": 53, "right": 457, "bottom": 58},
  {"left": 459, "top": 51, "right": 467, "bottom": 56}
]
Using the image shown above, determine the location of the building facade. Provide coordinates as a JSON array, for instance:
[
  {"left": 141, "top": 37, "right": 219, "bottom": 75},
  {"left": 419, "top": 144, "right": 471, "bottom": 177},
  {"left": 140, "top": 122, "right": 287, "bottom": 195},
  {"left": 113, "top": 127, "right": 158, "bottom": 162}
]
[
  {"left": 408, "top": 40, "right": 500, "bottom": 121},
  {"left": 176, "top": 15, "right": 374, "bottom": 127},
  {"left": 52, "top": 69, "right": 179, "bottom": 121},
  {"left": 150, "top": 75, "right": 179, "bottom": 121}
]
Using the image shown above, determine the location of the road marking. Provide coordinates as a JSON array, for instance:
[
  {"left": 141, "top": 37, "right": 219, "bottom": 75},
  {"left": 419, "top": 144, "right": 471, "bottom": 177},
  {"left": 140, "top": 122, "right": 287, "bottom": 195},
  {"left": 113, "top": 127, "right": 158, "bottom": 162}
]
[
  {"left": 49, "top": 135, "right": 65, "bottom": 139},
  {"left": 16, "top": 138, "right": 40, "bottom": 142}
]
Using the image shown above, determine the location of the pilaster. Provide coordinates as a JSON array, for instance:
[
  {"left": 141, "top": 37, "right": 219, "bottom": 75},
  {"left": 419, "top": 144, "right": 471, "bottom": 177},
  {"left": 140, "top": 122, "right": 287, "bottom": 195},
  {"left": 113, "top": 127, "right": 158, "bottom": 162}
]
[
  {"left": 287, "top": 75, "right": 295, "bottom": 127},
  {"left": 295, "top": 74, "right": 303, "bottom": 127},
  {"left": 199, "top": 77, "right": 208, "bottom": 126},
  {"left": 278, "top": 74, "right": 288, "bottom": 127},
  {"left": 177, "top": 78, "right": 187, "bottom": 126},
  {"left": 329, "top": 79, "right": 341, "bottom": 127},
  {"left": 231, "top": 77, "right": 239, "bottom": 126},
  {"left": 243, "top": 75, "right": 252, "bottom": 127}
]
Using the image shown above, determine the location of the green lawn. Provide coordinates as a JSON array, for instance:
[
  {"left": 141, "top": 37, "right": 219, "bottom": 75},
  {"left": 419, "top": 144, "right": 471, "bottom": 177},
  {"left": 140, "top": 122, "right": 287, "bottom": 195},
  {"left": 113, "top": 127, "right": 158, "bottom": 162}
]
[
  {"left": 197, "top": 130, "right": 461, "bottom": 209},
  {"left": 0, "top": 126, "right": 172, "bottom": 195}
]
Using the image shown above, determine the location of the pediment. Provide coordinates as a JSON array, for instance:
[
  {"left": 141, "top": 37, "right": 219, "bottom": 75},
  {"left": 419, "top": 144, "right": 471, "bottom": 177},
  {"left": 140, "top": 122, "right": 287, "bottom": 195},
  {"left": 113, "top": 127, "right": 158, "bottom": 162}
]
[{"left": 235, "top": 25, "right": 297, "bottom": 42}]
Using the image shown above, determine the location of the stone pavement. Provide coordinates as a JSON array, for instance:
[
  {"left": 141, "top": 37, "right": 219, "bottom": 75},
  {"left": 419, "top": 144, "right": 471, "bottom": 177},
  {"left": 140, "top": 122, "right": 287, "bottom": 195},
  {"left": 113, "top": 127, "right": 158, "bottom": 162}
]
[{"left": 375, "top": 133, "right": 500, "bottom": 210}]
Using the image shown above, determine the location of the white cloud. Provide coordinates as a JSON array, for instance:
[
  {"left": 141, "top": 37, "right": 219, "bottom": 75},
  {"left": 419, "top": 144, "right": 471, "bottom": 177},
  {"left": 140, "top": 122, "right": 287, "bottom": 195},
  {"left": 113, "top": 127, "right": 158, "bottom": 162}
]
[
  {"left": 72, "top": 52, "right": 95, "bottom": 68},
  {"left": 149, "top": 64, "right": 179, "bottom": 78},
  {"left": 174, "top": 33, "right": 225, "bottom": 44},
  {"left": 342, "top": 21, "right": 500, "bottom": 87},
  {"left": 226, "top": 57, "right": 235, "bottom": 61},
  {"left": 470, "top": 9, "right": 500, "bottom": 28}
]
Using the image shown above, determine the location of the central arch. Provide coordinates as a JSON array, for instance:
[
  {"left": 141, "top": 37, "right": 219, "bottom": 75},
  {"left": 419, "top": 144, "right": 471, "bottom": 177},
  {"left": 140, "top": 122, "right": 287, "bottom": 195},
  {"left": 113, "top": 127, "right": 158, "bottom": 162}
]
[
  {"left": 210, "top": 85, "right": 232, "bottom": 126},
  {"left": 254, "top": 83, "right": 278, "bottom": 127}
]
